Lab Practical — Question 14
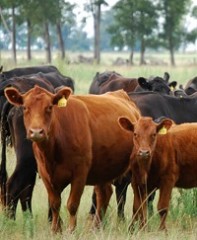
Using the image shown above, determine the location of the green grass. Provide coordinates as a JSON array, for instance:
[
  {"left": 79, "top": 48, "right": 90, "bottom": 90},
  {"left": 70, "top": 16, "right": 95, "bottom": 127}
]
[
  {"left": 0, "top": 50, "right": 197, "bottom": 239},
  {"left": 1, "top": 50, "right": 197, "bottom": 94}
]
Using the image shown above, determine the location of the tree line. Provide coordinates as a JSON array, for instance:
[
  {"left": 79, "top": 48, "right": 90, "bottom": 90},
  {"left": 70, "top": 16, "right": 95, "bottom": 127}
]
[{"left": 0, "top": 0, "right": 196, "bottom": 65}]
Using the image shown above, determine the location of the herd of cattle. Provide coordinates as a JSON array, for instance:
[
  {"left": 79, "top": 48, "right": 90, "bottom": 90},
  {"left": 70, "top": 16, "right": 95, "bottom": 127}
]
[{"left": 0, "top": 65, "right": 197, "bottom": 233}]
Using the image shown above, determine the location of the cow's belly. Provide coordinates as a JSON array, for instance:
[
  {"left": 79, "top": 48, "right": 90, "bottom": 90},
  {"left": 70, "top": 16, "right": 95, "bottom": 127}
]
[
  {"left": 176, "top": 165, "right": 197, "bottom": 188},
  {"left": 86, "top": 151, "right": 131, "bottom": 185}
]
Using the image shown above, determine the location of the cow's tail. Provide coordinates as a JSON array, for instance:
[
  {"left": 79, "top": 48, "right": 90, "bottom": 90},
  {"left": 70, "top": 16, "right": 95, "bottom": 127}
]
[{"left": 0, "top": 101, "right": 12, "bottom": 206}]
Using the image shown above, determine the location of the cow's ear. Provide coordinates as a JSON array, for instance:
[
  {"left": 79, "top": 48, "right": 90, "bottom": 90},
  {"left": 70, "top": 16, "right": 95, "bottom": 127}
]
[
  {"left": 157, "top": 118, "right": 173, "bottom": 135},
  {"left": 4, "top": 87, "right": 23, "bottom": 106},
  {"left": 138, "top": 77, "right": 151, "bottom": 90},
  {"left": 53, "top": 87, "right": 72, "bottom": 106},
  {"left": 169, "top": 81, "right": 177, "bottom": 90},
  {"left": 163, "top": 72, "right": 170, "bottom": 82},
  {"left": 118, "top": 116, "right": 134, "bottom": 132}
]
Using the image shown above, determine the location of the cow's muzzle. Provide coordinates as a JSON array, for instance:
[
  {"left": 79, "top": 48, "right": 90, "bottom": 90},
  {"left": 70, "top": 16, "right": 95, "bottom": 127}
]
[
  {"left": 137, "top": 149, "right": 150, "bottom": 158},
  {"left": 28, "top": 128, "right": 45, "bottom": 142}
]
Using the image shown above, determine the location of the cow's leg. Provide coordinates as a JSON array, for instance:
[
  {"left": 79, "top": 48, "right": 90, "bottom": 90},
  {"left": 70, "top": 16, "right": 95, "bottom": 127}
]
[
  {"left": 48, "top": 201, "right": 52, "bottom": 222},
  {"left": 19, "top": 184, "right": 34, "bottom": 213},
  {"left": 114, "top": 177, "right": 130, "bottom": 220},
  {"left": 157, "top": 181, "right": 174, "bottom": 231},
  {"left": 147, "top": 191, "right": 156, "bottom": 216},
  {"left": 129, "top": 181, "right": 147, "bottom": 232},
  {"left": 47, "top": 189, "right": 62, "bottom": 233},
  {"left": 6, "top": 165, "right": 36, "bottom": 219},
  {"left": 67, "top": 175, "right": 87, "bottom": 233},
  {"left": 93, "top": 183, "right": 113, "bottom": 228}
]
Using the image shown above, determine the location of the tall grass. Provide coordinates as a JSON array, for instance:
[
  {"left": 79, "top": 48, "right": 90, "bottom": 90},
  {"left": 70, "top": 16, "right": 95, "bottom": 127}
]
[{"left": 0, "top": 51, "right": 197, "bottom": 239}]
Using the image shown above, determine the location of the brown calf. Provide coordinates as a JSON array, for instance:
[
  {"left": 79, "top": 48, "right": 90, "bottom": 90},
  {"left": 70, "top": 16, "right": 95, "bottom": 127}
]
[
  {"left": 5, "top": 86, "right": 140, "bottom": 233},
  {"left": 118, "top": 116, "right": 197, "bottom": 231}
]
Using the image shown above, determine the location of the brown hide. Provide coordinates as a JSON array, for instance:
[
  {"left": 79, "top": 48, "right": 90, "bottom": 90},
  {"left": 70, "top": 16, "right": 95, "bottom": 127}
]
[
  {"left": 98, "top": 77, "right": 138, "bottom": 94},
  {"left": 118, "top": 116, "right": 197, "bottom": 231},
  {"left": 5, "top": 86, "right": 140, "bottom": 233}
]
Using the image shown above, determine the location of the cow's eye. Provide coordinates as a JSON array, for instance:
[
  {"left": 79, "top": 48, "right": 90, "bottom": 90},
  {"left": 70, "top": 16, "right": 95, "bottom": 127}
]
[
  {"left": 23, "top": 106, "right": 27, "bottom": 111},
  {"left": 134, "top": 132, "right": 137, "bottom": 138},
  {"left": 152, "top": 133, "right": 156, "bottom": 138},
  {"left": 46, "top": 105, "right": 53, "bottom": 112}
]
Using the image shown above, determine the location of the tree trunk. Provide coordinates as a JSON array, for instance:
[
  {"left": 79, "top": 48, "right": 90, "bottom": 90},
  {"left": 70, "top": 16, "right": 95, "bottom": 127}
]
[
  {"left": 11, "top": 6, "right": 16, "bottom": 64},
  {"left": 56, "top": 21, "right": 65, "bottom": 60},
  {"left": 140, "top": 36, "right": 146, "bottom": 65},
  {"left": 169, "top": 36, "right": 175, "bottom": 66},
  {"left": 93, "top": 4, "right": 101, "bottom": 64},
  {"left": 44, "top": 21, "right": 51, "bottom": 63},
  {"left": 27, "top": 19, "right": 31, "bottom": 61},
  {"left": 129, "top": 47, "right": 134, "bottom": 65}
]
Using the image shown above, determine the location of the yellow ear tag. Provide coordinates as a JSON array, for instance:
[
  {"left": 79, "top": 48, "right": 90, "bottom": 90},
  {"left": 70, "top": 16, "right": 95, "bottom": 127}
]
[
  {"left": 170, "top": 86, "right": 174, "bottom": 91},
  {"left": 58, "top": 96, "right": 67, "bottom": 107},
  {"left": 158, "top": 126, "right": 167, "bottom": 135}
]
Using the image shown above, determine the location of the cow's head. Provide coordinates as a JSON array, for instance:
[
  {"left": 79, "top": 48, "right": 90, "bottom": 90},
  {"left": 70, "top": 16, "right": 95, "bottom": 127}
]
[
  {"left": 4, "top": 85, "right": 72, "bottom": 142},
  {"left": 138, "top": 74, "right": 177, "bottom": 95},
  {"left": 118, "top": 116, "right": 173, "bottom": 177}
]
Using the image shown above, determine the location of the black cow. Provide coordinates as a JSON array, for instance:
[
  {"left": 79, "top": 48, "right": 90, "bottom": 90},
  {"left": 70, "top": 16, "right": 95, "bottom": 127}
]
[
  {"left": 184, "top": 76, "right": 197, "bottom": 95},
  {"left": 90, "top": 91, "right": 197, "bottom": 219},
  {"left": 0, "top": 75, "right": 73, "bottom": 219},
  {"left": 129, "top": 91, "right": 197, "bottom": 122},
  {"left": 0, "top": 65, "right": 59, "bottom": 82},
  {"left": 2, "top": 72, "right": 75, "bottom": 92},
  {"left": 134, "top": 72, "right": 177, "bottom": 95}
]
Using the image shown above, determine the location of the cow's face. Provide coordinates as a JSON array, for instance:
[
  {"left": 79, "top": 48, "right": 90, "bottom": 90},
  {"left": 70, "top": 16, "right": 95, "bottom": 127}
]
[
  {"left": 138, "top": 76, "right": 177, "bottom": 95},
  {"left": 5, "top": 85, "right": 72, "bottom": 142},
  {"left": 118, "top": 116, "right": 173, "bottom": 171}
]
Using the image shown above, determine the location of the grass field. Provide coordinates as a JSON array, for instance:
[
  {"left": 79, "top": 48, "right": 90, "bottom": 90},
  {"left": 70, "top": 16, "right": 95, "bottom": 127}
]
[{"left": 0, "top": 50, "right": 197, "bottom": 239}]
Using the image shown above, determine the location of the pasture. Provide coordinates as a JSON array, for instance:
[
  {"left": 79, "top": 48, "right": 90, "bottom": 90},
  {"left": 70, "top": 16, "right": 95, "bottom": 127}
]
[{"left": 0, "top": 50, "right": 197, "bottom": 239}]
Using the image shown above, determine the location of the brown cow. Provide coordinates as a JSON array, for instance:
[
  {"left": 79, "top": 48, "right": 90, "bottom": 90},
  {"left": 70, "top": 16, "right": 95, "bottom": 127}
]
[
  {"left": 118, "top": 116, "right": 197, "bottom": 231},
  {"left": 97, "top": 76, "right": 138, "bottom": 94},
  {"left": 5, "top": 86, "right": 140, "bottom": 233}
]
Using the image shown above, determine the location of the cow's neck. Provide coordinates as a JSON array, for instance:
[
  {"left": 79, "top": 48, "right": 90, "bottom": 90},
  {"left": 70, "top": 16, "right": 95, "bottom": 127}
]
[
  {"left": 131, "top": 149, "right": 152, "bottom": 185},
  {"left": 33, "top": 139, "right": 59, "bottom": 184}
]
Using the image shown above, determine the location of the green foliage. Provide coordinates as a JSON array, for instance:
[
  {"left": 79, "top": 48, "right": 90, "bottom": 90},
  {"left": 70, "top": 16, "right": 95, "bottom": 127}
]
[
  {"left": 159, "top": 0, "right": 191, "bottom": 50},
  {"left": 108, "top": 0, "right": 159, "bottom": 50},
  {"left": 178, "top": 189, "right": 197, "bottom": 217},
  {"left": 192, "top": 5, "right": 197, "bottom": 18}
]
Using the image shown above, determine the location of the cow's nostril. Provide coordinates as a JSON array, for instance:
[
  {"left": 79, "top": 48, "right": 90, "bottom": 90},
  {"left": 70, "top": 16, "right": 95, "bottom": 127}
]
[
  {"left": 38, "top": 129, "right": 44, "bottom": 135},
  {"left": 138, "top": 150, "right": 150, "bottom": 157},
  {"left": 29, "top": 128, "right": 45, "bottom": 140}
]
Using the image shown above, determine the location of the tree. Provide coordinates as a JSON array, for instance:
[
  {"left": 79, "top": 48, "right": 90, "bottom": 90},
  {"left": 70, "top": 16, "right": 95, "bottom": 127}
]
[
  {"left": 186, "top": 5, "right": 197, "bottom": 45},
  {"left": 18, "top": 0, "right": 34, "bottom": 60},
  {"left": 100, "top": 10, "right": 115, "bottom": 51},
  {"left": 85, "top": 0, "right": 108, "bottom": 64},
  {"left": 0, "top": 0, "right": 21, "bottom": 64},
  {"left": 24, "top": 0, "right": 58, "bottom": 63},
  {"left": 108, "top": 0, "right": 158, "bottom": 65},
  {"left": 53, "top": 1, "right": 76, "bottom": 60},
  {"left": 159, "top": 0, "right": 190, "bottom": 66}
]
